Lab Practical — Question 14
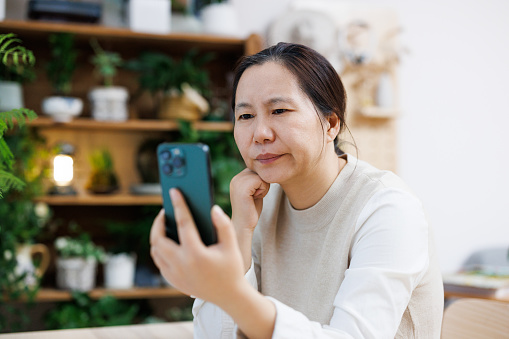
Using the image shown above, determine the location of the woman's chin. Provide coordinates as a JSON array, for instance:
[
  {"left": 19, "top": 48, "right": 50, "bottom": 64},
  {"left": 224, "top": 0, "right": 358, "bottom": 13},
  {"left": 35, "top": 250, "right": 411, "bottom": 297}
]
[{"left": 256, "top": 170, "right": 289, "bottom": 185}]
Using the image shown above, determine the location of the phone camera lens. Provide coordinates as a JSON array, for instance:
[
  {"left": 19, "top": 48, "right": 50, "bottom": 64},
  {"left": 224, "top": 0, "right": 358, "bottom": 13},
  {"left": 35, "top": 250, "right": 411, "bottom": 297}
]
[
  {"left": 161, "top": 151, "right": 171, "bottom": 161},
  {"left": 163, "top": 164, "right": 173, "bottom": 175},
  {"left": 172, "top": 155, "right": 185, "bottom": 169}
]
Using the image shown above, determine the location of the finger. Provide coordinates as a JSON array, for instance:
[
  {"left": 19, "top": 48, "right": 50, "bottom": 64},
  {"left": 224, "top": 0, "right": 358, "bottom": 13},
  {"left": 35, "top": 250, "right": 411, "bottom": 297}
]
[
  {"left": 150, "top": 209, "right": 166, "bottom": 246},
  {"left": 211, "top": 205, "right": 237, "bottom": 248},
  {"left": 170, "top": 188, "right": 203, "bottom": 247},
  {"left": 254, "top": 181, "right": 270, "bottom": 198},
  {"left": 150, "top": 235, "right": 179, "bottom": 268}
]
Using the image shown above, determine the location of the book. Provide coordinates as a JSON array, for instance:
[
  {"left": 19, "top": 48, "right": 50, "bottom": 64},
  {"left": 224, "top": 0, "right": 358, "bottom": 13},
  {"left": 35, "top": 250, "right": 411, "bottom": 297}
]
[{"left": 443, "top": 270, "right": 509, "bottom": 299}]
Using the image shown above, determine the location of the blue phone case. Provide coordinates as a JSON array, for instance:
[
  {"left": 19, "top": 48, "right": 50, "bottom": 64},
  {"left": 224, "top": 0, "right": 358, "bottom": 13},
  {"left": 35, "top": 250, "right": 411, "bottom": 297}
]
[{"left": 157, "top": 143, "right": 217, "bottom": 245}]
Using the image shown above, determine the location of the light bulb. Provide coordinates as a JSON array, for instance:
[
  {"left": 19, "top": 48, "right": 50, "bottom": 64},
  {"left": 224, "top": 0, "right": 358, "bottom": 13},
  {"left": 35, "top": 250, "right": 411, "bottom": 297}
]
[{"left": 53, "top": 154, "right": 74, "bottom": 186}]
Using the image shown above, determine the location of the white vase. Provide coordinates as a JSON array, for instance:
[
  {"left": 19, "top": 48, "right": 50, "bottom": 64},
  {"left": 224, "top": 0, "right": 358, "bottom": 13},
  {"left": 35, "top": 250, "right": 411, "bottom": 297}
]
[
  {"left": 376, "top": 72, "right": 393, "bottom": 109},
  {"left": 200, "top": 2, "right": 240, "bottom": 37},
  {"left": 129, "top": 0, "right": 171, "bottom": 34},
  {"left": 0, "top": 81, "right": 24, "bottom": 111},
  {"left": 15, "top": 244, "right": 50, "bottom": 287},
  {"left": 42, "top": 96, "right": 83, "bottom": 122},
  {"left": 56, "top": 257, "right": 97, "bottom": 292},
  {"left": 0, "top": 0, "right": 5, "bottom": 21},
  {"left": 88, "top": 86, "right": 129, "bottom": 121},
  {"left": 104, "top": 253, "right": 136, "bottom": 289}
]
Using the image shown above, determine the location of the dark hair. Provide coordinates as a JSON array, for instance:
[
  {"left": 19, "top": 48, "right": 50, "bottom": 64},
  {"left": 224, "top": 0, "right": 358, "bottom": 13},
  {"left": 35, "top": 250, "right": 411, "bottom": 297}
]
[{"left": 231, "top": 42, "right": 348, "bottom": 155}]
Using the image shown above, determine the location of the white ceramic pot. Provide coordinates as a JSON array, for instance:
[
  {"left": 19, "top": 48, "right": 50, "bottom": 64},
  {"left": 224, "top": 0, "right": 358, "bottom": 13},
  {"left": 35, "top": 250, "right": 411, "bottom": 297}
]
[
  {"left": 88, "top": 86, "right": 129, "bottom": 121},
  {"left": 15, "top": 244, "right": 50, "bottom": 287},
  {"left": 104, "top": 253, "right": 136, "bottom": 289},
  {"left": 200, "top": 2, "right": 240, "bottom": 37},
  {"left": 0, "top": 0, "right": 5, "bottom": 21},
  {"left": 376, "top": 72, "right": 393, "bottom": 109},
  {"left": 42, "top": 96, "right": 83, "bottom": 122},
  {"left": 56, "top": 257, "right": 97, "bottom": 291},
  {"left": 0, "top": 81, "right": 24, "bottom": 111},
  {"left": 129, "top": 0, "right": 171, "bottom": 34}
]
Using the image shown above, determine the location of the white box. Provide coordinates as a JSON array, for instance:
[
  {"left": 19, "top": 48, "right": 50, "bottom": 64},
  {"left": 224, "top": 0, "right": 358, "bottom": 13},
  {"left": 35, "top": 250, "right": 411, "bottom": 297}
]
[
  {"left": 129, "top": 0, "right": 171, "bottom": 34},
  {"left": 0, "top": 0, "right": 5, "bottom": 21}
]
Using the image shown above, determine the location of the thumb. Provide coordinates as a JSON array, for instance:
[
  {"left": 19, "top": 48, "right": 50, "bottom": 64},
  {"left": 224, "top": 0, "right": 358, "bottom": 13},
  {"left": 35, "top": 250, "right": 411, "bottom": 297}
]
[{"left": 211, "top": 205, "right": 237, "bottom": 247}]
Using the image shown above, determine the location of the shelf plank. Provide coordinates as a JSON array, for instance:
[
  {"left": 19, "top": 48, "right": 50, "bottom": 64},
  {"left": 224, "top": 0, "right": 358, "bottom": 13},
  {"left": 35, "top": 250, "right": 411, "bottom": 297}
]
[
  {"left": 35, "top": 287, "right": 187, "bottom": 302},
  {"left": 29, "top": 117, "right": 233, "bottom": 132},
  {"left": 0, "top": 19, "right": 246, "bottom": 52},
  {"left": 35, "top": 194, "right": 162, "bottom": 206}
]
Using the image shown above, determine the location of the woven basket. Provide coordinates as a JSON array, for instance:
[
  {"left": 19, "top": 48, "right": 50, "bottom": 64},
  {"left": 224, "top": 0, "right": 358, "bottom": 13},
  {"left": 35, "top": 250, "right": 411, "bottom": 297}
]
[{"left": 56, "top": 257, "right": 97, "bottom": 292}]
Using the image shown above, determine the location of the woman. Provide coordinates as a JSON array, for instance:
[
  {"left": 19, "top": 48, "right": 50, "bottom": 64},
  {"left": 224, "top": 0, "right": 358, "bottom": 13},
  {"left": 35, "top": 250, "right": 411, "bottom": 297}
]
[{"left": 150, "top": 43, "right": 443, "bottom": 338}]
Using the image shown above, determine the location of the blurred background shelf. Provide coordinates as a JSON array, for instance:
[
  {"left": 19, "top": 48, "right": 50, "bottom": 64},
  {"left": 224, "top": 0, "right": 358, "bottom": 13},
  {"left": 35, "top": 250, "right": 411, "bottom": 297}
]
[
  {"left": 35, "top": 193, "right": 162, "bottom": 206},
  {"left": 35, "top": 287, "right": 187, "bottom": 302},
  {"left": 29, "top": 117, "right": 234, "bottom": 132}
]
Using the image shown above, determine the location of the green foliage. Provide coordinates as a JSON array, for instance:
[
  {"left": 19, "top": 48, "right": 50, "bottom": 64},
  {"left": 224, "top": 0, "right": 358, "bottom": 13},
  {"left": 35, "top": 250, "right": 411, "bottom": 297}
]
[
  {"left": 0, "top": 33, "right": 36, "bottom": 83},
  {"left": 166, "top": 305, "right": 193, "bottom": 321},
  {"left": 86, "top": 149, "right": 119, "bottom": 192},
  {"left": 89, "top": 149, "right": 114, "bottom": 171},
  {"left": 0, "top": 33, "right": 38, "bottom": 197},
  {"left": 125, "top": 49, "right": 213, "bottom": 96},
  {"left": 176, "top": 121, "right": 245, "bottom": 215},
  {"left": 104, "top": 206, "right": 158, "bottom": 263},
  {"left": 55, "top": 234, "right": 106, "bottom": 262},
  {"left": 0, "top": 126, "right": 51, "bottom": 333},
  {"left": 46, "top": 33, "right": 78, "bottom": 95},
  {"left": 89, "top": 38, "right": 122, "bottom": 87},
  {"left": 44, "top": 292, "right": 139, "bottom": 330}
]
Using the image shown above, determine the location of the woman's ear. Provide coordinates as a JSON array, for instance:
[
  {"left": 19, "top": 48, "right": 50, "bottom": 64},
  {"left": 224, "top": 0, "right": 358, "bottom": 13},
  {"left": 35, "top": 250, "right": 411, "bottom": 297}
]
[{"left": 326, "top": 113, "right": 341, "bottom": 142}]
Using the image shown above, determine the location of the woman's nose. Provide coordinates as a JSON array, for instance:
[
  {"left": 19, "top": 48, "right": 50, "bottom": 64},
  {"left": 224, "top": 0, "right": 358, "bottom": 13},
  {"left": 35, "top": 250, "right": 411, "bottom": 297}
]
[{"left": 253, "top": 118, "right": 275, "bottom": 144}]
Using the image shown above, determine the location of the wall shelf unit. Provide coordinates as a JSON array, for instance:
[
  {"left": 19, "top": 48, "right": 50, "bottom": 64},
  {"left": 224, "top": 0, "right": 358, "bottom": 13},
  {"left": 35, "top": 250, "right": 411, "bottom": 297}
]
[{"left": 1, "top": 19, "right": 262, "bottom": 329}]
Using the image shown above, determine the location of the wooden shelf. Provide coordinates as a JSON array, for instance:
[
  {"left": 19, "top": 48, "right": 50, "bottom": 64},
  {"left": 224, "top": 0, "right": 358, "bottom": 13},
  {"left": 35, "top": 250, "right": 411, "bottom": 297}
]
[
  {"left": 0, "top": 19, "right": 249, "bottom": 53},
  {"left": 29, "top": 117, "right": 234, "bottom": 132},
  {"left": 34, "top": 287, "right": 187, "bottom": 302},
  {"left": 35, "top": 193, "right": 162, "bottom": 206}
]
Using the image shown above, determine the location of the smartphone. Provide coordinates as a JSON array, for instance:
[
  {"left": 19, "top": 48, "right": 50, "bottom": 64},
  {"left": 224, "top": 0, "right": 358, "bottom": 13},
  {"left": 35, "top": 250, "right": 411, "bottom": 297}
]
[{"left": 157, "top": 143, "right": 217, "bottom": 246}]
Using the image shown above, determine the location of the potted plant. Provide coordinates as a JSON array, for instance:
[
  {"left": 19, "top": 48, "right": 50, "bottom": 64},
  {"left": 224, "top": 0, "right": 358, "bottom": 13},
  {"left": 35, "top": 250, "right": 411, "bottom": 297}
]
[
  {"left": 54, "top": 233, "right": 106, "bottom": 292},
  {"left": 88, "top": 39, "right": 129, "bottom": 121},
  {"left": 42, "top": 33, "right": 83, "bottom": 123},
  {"left": 1, "top": 33, "right": 52, "bottom": 332},
  {"left": 125, "top": 49, "right": 212, "bottom": 120},
  {"left": 44, "top": 292, "right": 139, "bottom": 329},
  {"left": 85, "top": 148, "right": 119, "bottom": 194},
  {"left": 0, "top": 126, "right": 52, "bottom": 290},
  {"left": 0, "top": 34, "right": 36, "bottom": 113},
  {"left": 199, "top": 0, "right": 240, "bottom": 37}
]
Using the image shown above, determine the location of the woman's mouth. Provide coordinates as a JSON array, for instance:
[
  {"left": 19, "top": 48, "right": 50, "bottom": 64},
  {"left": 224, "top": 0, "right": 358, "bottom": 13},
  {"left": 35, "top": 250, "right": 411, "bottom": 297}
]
[{"left": 255, "top": 153, "right": 283, "bottom": 165}]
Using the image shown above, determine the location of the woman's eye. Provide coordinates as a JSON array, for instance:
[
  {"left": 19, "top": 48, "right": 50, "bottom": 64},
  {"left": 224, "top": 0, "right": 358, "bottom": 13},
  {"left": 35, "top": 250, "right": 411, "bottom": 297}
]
[
  {"left": 238, "top": 113, "right": 254, "bottom": 120},
  {"left": 273, "top": 109, "right": 287, "bottom": 114}
]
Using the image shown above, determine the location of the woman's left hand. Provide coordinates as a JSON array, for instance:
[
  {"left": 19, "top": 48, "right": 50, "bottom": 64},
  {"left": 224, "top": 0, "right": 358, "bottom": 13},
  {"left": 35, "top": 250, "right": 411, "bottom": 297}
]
[{"left": 150, "top": 188, "right": 247, "bottom": 306}]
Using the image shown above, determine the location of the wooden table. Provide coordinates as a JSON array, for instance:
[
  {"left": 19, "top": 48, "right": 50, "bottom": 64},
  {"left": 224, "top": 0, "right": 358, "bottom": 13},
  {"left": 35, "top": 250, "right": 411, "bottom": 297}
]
[{"left": 0, "top": 322, "right": 193, "bottom": 339}]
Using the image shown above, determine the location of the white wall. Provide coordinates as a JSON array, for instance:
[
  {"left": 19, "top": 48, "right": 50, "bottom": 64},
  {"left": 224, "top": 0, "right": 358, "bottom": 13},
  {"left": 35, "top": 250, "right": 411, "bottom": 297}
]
[
  {"left": 394, "top": 0, "right": 509, "bottom": 272},
  {"left": 234, "top": 0, "right": 509, "bottom": 272}
]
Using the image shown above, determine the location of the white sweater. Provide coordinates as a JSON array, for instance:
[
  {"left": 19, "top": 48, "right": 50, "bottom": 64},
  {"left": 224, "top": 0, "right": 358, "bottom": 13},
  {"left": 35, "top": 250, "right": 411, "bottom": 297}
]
[{"left": 193, "top": 154, "right": 443, "bottom": 338}]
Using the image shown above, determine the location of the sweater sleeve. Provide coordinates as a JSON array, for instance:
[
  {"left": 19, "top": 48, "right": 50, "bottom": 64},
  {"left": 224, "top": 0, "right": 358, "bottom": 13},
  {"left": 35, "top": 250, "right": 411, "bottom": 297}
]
[
  {"left": 263, "top": 188, "right": 429, "bottom": 339},
  {"left": 192, "top": 261, "right": 258, "bottom": 339}
]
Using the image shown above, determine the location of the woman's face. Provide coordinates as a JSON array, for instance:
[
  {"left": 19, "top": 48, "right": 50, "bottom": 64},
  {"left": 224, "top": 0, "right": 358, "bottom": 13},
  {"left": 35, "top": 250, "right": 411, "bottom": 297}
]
[{"left": 233, "top": 61, "right": 329, "bottom": 185}]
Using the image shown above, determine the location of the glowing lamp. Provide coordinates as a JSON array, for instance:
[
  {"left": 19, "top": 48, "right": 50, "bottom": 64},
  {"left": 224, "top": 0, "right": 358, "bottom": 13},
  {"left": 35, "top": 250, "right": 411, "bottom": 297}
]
[{"left": 49, "top": 143, "right": 77, "bottom": 195}]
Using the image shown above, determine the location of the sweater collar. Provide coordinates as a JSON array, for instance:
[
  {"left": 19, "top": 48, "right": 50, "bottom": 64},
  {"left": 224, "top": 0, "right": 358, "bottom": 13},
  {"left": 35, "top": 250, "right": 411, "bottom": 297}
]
[{"left": 283, "top": 154, "right": 356, "bottom": 232}]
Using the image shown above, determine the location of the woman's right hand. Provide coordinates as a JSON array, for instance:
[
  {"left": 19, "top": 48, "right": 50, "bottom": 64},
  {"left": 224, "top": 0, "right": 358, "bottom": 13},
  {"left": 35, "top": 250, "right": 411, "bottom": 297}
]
[{"left": 230, "top": 168, "right": 270, "bottom": 271}]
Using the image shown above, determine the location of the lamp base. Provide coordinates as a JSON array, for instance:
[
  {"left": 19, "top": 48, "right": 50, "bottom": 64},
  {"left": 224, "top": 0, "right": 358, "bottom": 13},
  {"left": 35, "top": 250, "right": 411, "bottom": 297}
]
[{"left": 49, "top": 185, "right": 77, "bottom": 196}]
